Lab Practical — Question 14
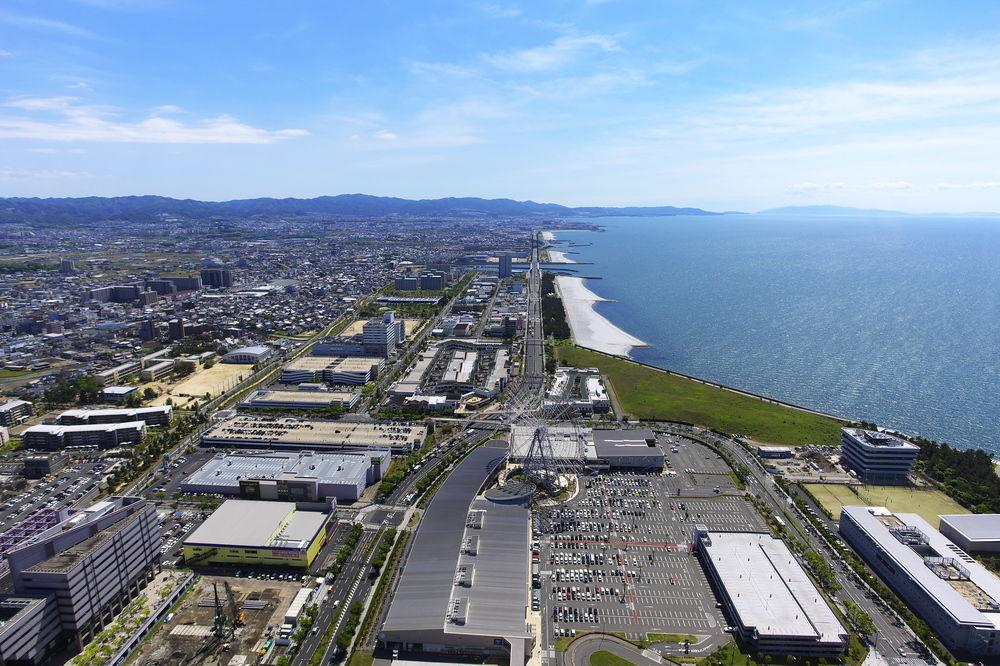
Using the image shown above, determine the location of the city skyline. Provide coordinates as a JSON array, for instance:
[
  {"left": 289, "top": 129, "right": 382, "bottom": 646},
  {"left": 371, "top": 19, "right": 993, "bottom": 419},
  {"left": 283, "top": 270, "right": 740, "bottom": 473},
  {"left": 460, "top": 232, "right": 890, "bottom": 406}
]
[{"left": 1, "top": 2, "right": 999, "bottom": 211}]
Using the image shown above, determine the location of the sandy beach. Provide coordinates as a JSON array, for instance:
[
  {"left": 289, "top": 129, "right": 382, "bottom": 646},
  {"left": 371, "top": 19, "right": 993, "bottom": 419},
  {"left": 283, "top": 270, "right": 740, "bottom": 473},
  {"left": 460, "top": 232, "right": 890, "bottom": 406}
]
[
  {"left": 555, "top": 276, "right": 648, "bottom": 356},
  {"left": 540, "top": 230, "right": 555, "bottom": 241},
  {"left": 546, "top": 249, "right": 577, "bottom": 264}
]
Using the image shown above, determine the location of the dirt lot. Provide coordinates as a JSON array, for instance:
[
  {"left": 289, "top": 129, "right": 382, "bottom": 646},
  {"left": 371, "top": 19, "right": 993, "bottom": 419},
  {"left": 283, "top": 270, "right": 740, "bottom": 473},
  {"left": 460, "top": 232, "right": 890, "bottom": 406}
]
[
  {"left": 128, "top": 575, "right": 304, "bottom": 666},
  {"left": 340, "top": 318, "right": 424, "bottom": 341},
  {"left": 146, "top": 364, "right": 250, "bottom": 409}
]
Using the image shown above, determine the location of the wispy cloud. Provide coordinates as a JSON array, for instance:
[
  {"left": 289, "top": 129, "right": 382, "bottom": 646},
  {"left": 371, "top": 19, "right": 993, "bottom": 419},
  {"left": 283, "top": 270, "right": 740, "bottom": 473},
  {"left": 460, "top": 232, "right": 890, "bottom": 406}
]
[
  {"left": 0, "top": 12, "right": 96, "bottom": 38},
  {"left": 873, "top": 181, "right": 914, "bottom": 190},
  {"left": 0, "top": 167, "right": 93, "bottom": 180},
  {"left": 787, "top": 182, "right": 847, "bottom": 193},
  {"left": 485, "top": 34, "right": 620, "bottom": 71},
  {"left": 479, "top": 3, "right": 521, "bottom": 19},
  {"left": 374, "top": 129, "right": 398, "bottom": 141},
  {"left": 0, "top": 49, "right": 12, "bottom": 57},
  {"left": 932, "top": 181, "right": 1000, "bottom": 190},
  {"left": 0, "top": 97, "right": 309, "bottom": 144}
]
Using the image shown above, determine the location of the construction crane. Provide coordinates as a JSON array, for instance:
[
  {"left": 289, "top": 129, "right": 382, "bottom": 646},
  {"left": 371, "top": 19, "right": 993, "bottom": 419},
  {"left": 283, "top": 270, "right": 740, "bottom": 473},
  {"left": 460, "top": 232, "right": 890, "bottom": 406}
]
[
  {"left": 223, "top": 580, "right": 245, "bottom": 629},
  {"left": 212, "top": 583, "right": 226, "bottom": 638}
]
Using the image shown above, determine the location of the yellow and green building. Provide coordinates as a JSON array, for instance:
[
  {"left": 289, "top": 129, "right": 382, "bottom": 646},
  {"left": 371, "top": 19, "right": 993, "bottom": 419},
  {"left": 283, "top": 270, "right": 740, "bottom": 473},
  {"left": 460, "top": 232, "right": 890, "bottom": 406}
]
[{"left": 183, "top": 499, "right": 335, "bottom": 568}]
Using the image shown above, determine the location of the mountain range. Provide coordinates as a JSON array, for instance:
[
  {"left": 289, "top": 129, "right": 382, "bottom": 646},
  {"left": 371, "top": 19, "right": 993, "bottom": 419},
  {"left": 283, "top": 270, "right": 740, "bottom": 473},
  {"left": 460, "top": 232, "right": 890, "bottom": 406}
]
[{"left": 0, "top": 194, "right": 721, "bottom": 224}]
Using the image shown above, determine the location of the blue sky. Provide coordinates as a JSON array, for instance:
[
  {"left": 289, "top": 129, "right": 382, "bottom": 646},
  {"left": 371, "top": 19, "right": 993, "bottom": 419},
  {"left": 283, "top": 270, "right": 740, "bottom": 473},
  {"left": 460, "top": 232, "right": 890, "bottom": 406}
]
[{"left": 0, "top": 1, "right": 999, "bottom": 212}]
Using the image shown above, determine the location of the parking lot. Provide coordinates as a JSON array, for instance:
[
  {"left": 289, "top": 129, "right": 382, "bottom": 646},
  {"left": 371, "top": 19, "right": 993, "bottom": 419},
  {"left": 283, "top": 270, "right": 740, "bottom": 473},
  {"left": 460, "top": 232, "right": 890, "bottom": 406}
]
[
  {"left": 534, "top": 438, "right": 765, "bottom": 653},
  {"left": 0, "top": 458, "right": 103, "bottom": 528}
]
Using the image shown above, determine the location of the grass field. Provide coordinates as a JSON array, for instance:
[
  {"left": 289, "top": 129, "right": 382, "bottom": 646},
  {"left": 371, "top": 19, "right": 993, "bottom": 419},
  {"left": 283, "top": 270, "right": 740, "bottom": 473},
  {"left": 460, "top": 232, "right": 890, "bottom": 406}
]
[
  {"left": 591, "top": 651, "right": 634, "bottom": 666},
  {"left": 804, "top": 483, "right": 969, "bottom": 526},
  {"left": 802, "top": 483, "right": 866, "bottom": 520},
  {"left": 556, "top": 346, "right": 844, "bottom": 446},
  {"left": 854, "top": 485, "right": 969, "bottom": 527}
]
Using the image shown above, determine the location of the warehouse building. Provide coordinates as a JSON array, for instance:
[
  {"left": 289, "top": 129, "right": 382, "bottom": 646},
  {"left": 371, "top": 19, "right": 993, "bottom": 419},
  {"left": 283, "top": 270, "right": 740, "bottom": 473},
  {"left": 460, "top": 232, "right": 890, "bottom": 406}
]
[
  {"left": 21, "top": 421, "right": 145, "bottom": 450},
  {"left": 279, "top": 356, "right": 384, "bottom": 385},
  {"left": 939, "top": 514, "right": 1000, "bottom": 554},
  {"left": 2, "top": 497, "right": 161, "bottom": 655},
  {"left": 183, "top": 500, "right": 335, "bottom": 568},
  {"left": 840, "top": 428, "right": 919, "bottom": 484},
  {"left": 693, "top": 527, "right": 847, "bottom": 657},
  {"left": 223, "top": 345, "right": 273, "bottom": 364},
  {"left": 592, "top": 429, "right": 663, "bottom": 470},
  {"left": 380, "top": 443, "right": 533, "bottom": 666},
  {"left": 200, "top": 415, "right": 426, "bottom": 453},
  {"left": 840, "top": 506, "right": 1000, "bottom": 657},
  {"left": 180, "top": 449, "right": 390, "bottom": 502},
  {"left": 239, "top": 389, "right": 359, "bottom": 411},
  {"left": 57, "top": 405, "right": 172, "bottom": 427}
]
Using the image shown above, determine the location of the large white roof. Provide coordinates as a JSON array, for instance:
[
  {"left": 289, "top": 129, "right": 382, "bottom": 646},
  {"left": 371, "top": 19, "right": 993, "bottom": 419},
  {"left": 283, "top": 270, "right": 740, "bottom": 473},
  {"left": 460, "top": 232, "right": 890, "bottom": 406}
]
[{"left": 702, "top": 532, "right": 846, "bottom": 643}]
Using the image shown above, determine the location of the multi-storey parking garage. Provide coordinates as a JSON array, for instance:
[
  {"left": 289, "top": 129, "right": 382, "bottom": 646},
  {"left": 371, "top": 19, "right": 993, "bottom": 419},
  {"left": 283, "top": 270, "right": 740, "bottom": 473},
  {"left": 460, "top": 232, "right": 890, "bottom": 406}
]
[{"left": 533, "top": 436, "right": 767, "bottom": 658}]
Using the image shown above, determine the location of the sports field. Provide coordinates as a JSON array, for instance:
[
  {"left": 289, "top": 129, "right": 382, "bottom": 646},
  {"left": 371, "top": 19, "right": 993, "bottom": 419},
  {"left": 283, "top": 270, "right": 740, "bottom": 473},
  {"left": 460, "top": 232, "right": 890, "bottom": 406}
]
[
  {"left": 555, "top": 345, "right": 844, "bottom": 446},
  {"left": 804, "top": 483, "right": 968, "bottom": 526}
]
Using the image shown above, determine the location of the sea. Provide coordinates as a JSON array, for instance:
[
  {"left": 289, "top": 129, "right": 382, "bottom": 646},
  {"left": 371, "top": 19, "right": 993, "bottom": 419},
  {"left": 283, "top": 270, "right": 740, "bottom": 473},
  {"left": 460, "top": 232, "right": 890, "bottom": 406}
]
[{"left": 552, "top": 214, "right": 1000, "bottom": 454}]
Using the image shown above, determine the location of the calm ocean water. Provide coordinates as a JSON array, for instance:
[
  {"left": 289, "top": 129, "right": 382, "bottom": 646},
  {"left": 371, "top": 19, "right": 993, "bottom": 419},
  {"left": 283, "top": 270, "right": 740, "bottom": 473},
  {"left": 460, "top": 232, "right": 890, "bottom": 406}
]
[{"left": 555, "top": 215, "right": 1000, "bottom": 453}]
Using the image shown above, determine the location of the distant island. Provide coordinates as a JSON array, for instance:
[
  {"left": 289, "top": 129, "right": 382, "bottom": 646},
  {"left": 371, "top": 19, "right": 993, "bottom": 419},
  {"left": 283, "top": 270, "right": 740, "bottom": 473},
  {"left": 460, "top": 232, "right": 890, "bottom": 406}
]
[{"left": 0, "top": 194, "right": 722, "bottom": 224}]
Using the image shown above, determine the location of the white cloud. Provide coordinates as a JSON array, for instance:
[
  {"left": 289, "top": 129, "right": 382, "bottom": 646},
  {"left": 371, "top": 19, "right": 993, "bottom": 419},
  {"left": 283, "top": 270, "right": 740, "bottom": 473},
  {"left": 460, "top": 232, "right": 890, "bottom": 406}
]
[
  {"left": 27, "top": 147, "right": 59, "bottom": 154},
  {"left": 873, "top": 180, "right": 914, "bottom": 190},
  {"left": 485, "top": 34, "right": 620, "bottom": 71},
  {"left": 786, "top": 182, "right": 847, "bottom": 193},
  {"left": 0, "top": 49, "right": 12, "bottom": 57},
  {"left": 0, "top": 97, "right": 309, "bottom": 144},
  {"left": 374, "top": 129, "right": 398, "bottom": 141},
  {"left": 151, "top": 104, "right": 184, "bottom": 115}
]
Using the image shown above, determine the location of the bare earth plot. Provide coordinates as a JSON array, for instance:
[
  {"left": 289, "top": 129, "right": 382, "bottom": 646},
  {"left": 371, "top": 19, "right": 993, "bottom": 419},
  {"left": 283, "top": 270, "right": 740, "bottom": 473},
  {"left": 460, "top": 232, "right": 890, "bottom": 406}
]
[{"left": 147, "top": 363, "right": 250, "bottom": 409}]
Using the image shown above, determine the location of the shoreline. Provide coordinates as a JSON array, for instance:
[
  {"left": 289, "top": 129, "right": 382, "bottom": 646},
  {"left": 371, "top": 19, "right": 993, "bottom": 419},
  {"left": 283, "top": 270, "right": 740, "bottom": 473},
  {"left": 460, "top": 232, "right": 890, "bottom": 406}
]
[
  {"left": 554, "top": 275, "right": 648, "bottom": 356},
  {"left": 546, "top": 249, "right": 577, "bottom": 264}
]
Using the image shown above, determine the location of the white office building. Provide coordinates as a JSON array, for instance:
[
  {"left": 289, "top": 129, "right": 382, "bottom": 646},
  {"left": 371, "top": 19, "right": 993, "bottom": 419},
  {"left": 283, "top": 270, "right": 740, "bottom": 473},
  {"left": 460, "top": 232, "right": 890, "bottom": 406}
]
[
  {"left": 840, "top": 428, "right": 919, "bottom": 484},
  {"left": 840, "top": 506, "right": 1000, "bottom": 657}
]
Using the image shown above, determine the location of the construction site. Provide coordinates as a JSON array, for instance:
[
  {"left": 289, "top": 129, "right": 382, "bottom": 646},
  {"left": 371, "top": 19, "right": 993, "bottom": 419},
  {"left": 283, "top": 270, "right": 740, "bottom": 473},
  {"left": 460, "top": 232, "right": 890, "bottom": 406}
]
[{"left": 128, "top": 575, "right": 305, "bottom": 666}]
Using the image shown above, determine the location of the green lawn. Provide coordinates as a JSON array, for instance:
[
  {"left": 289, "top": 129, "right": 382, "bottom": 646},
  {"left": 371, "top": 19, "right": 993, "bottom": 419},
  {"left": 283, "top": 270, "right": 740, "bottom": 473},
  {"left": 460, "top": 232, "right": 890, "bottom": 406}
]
[
  {"left": 591, "top": 651, "right": 635, "bottom": 666},
  {"left": 556, "top": 346, "right": 844, "bottom": 446},
  {"left": 647, "top": 633, "right": 696, "bottom": 644},
  {"left": 0, "top": 368, "right": 33, "bottom": 378}
]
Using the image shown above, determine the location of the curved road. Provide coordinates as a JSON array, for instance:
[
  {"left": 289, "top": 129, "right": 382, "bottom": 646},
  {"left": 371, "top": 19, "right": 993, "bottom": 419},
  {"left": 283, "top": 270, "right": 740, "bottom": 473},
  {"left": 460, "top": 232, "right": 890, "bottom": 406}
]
[{"left": 564, "top": 633, "right": 667, "bottom": 666}]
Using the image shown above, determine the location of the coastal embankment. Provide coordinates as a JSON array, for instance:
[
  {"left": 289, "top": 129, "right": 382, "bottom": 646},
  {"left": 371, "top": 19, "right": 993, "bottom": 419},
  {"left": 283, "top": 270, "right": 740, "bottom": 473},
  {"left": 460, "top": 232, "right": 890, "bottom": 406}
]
[{"left": 554, "top": 275, "right": 648, "bottom": 356}]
